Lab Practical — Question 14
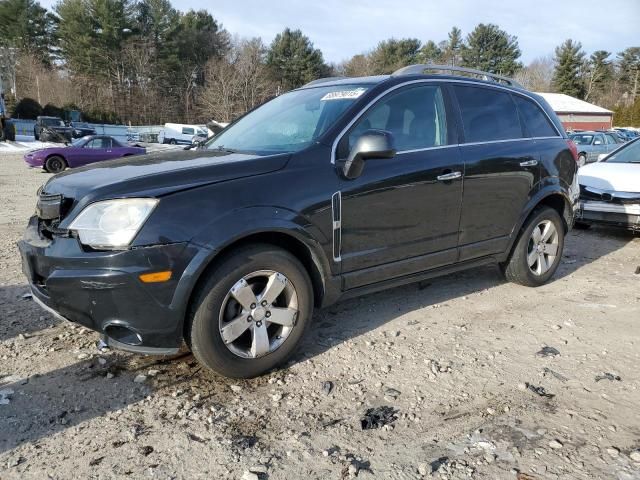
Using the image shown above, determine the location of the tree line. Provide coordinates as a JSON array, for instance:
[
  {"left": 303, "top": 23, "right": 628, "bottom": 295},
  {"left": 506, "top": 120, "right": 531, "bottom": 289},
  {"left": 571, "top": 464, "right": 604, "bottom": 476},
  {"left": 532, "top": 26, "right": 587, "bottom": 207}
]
[{"left": 0, "top": 0, "right": 639, "bottom": 126}]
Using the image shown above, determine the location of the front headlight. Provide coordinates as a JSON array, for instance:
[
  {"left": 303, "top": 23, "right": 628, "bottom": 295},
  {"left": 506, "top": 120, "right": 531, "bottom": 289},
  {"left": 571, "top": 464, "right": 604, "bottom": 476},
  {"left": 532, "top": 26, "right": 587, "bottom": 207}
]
[{"left": 68, "top": 198, "right": 158, "bottom": 249}]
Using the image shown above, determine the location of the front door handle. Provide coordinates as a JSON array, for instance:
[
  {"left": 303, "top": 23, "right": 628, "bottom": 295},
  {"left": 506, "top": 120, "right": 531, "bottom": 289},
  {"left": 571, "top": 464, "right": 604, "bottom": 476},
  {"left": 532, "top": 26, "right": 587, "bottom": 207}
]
[
  {"left": 519, "top": 159, "right": 538, "bottom": 167},
  {"left": 436, "top": 171, "right": 462, "bottom": 182}
]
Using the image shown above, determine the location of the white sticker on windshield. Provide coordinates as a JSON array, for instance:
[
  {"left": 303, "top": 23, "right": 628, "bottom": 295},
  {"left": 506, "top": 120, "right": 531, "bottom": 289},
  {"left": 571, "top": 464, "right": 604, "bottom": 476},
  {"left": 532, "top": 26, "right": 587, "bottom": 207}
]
[{"left": 321, "top": 88, "right": 366, "bottom": 101}]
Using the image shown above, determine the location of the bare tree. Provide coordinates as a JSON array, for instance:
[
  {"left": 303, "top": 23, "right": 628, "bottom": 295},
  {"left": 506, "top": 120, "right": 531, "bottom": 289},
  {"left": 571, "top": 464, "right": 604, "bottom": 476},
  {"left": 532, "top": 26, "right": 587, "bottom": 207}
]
[
  {"left": 198, "top": 38, "right": 277, "bottom": 123},
  {"left": 515, "top": 56, "right": 555, "bottom": 92}
]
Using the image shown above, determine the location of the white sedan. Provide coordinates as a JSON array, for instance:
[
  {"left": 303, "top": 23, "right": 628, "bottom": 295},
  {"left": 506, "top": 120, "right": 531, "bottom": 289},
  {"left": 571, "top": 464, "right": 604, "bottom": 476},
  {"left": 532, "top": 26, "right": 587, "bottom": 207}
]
[{"left": 577, "top": 138, "right": 640, "bottom": 231}]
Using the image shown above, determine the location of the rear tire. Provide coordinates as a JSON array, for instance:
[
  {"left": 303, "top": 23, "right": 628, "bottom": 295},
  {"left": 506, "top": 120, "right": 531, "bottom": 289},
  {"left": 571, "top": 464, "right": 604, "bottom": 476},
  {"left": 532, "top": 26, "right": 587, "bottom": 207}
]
[
  {"left": 186, "top": 244, "right": 313, "bottom": 378},
  {"left": 169, "top": 139, "right": 177, "bottom": 145},
  {"left": 45, "top": 155, "right": 67, "bottom": 174},
  {"left": 502, "top": 207, "right": 565, "bottom": 287}
]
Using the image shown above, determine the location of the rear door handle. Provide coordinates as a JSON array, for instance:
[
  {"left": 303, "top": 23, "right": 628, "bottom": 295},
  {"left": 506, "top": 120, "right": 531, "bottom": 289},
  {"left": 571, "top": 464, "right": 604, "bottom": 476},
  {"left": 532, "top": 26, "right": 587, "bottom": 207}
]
[
  {"left": 519, "top": 159, "right": 538, "bottom": 167},
  {"left": 436, "top": 171, "right": 462, "bottom": 182}
]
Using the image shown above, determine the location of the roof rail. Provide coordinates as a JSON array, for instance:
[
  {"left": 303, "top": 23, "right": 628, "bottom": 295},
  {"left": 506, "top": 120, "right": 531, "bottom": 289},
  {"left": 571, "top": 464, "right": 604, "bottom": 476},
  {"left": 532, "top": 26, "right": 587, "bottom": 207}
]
[
  {"left": 302, "top": 76, "right": 346, "bottom": 87},
  {"left": 392, "top": 64, "right": 523, "bottom": 89}
]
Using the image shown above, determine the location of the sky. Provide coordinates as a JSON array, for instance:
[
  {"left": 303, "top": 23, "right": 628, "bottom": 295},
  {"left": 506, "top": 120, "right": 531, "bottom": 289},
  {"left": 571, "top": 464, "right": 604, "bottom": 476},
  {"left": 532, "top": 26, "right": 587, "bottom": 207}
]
[{"left": 39, "top": 0, "right": 640, "bottom": 64}]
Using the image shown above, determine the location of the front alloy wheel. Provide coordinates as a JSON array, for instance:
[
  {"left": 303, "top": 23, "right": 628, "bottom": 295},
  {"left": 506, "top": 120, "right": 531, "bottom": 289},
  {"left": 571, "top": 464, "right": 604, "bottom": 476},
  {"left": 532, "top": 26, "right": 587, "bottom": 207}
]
[
  {"left": 219, "top": 270, "right": 299, "bottom": 359},
  {"left": 187, "top": 244, "right": 313, "bottom": 378}
]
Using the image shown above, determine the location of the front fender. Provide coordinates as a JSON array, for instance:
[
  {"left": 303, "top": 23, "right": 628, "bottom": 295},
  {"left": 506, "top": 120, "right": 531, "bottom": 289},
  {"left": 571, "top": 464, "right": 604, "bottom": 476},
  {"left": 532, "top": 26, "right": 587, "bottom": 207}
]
[{"left": 169, "top": 206, "right": 336, "bottom": 328}]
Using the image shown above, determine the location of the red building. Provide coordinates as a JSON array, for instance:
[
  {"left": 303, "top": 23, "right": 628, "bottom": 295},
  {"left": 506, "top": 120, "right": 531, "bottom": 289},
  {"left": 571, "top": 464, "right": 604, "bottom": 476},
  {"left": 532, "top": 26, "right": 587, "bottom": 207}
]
[{"left": 535, "top": 92, "right": 613, "bottom": 132}]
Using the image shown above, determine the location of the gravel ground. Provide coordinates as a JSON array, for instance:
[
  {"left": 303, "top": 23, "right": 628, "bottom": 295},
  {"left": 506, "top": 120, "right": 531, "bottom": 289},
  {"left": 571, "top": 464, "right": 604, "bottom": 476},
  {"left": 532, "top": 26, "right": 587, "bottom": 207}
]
[{"left": 1, "top": 153, "right": 639, "bottom": 480}]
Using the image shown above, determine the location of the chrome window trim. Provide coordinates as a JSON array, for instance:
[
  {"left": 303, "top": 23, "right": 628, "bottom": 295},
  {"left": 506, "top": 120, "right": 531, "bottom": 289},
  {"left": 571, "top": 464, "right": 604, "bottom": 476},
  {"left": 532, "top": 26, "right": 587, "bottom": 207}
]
[{"left": 331, "top": 79, "right": 563, "bottom": 164}]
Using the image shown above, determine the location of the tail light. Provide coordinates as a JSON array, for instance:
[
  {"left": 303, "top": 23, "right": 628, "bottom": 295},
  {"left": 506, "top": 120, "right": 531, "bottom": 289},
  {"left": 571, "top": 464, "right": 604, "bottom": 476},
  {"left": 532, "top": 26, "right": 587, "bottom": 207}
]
[{"left": 567, "top": 139, "right": 579, "bottom": 163}]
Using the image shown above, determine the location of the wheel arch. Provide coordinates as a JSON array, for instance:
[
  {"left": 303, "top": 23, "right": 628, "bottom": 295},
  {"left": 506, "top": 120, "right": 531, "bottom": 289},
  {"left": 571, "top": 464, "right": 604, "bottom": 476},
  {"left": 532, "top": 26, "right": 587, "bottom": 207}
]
[
  {"left": 181, "top": 228, "right": 336, "bottom": 341},
  {"left": 44, "top": 153, "right": 68, "bottom": 170},
  {"left": 503, "top": 188, "right": 574, "bottom": 263}
]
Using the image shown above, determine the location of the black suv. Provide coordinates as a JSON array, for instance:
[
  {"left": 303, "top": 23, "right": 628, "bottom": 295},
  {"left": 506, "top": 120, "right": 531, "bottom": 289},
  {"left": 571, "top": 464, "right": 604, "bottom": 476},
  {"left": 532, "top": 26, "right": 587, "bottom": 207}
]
[
  {"left": 34, "top": 116, "right": 73, "bottom": 142},
  {"left": 19, "top": 65, "right": 579, "bottom": 378}
]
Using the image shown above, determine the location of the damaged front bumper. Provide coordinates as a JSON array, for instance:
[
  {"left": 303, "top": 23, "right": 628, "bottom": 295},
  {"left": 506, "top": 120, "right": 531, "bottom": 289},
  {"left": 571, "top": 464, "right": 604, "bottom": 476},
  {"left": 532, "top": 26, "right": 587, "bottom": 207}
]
[
  {"left": 18, "top": 215, "right": 201, "bottom": 354},
  {"left": 577, "top": 200, "right": 640, "bottom": 230}
]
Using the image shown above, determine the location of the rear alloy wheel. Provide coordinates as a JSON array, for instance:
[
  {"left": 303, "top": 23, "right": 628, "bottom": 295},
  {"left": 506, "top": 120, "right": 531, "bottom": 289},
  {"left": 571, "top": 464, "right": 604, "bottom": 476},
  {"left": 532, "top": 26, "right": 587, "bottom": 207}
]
[
  {"left": 503, "top": 207, "right": 565, "bottom": 287},
  {"left": 45, "top": 155, "right": 67, "bottom": 174},
  {"left": 187, "top": 245, "right": 313, "bottom": 378}
]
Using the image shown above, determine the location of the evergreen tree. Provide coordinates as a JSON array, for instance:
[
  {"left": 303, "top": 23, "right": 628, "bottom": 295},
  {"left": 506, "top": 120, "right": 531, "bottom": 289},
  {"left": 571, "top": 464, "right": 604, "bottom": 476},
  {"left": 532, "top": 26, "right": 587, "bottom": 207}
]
[
  {"left": 0, "top": 0, "right": 56, "bottom": 64},
  {"left": 443, "top": 26, "right": 463, "bottom": 66},
  {"left": 617, "top": 47, "right": 640, "bottom": 102},
  {"left": 368, "top": 38, "right": 421, "bottom": 74},
  {"left": 417, "top": 40, "right": 442, "bottom": 64},
  {"left": 552, "top": 39, "right": 586, "bottom": 98},
  {"left": 461, "top": 23, "right": 522, "bottom": 75},
  {"left": 266, "top": 28, "right": 328, "bottom": 90},
  {"left": 583, "top": 50, "right": 612, "bottom": 101}
]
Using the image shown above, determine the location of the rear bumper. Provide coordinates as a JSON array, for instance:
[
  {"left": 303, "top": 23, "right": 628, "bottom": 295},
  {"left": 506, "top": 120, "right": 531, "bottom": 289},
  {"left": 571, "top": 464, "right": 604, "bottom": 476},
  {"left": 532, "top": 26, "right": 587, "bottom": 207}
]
[
  {"left": 18, "top": 216, "right": 202, "bottom": 353},
  {"left": 578, "top": 200, "right": 640, "bottom": 230}
]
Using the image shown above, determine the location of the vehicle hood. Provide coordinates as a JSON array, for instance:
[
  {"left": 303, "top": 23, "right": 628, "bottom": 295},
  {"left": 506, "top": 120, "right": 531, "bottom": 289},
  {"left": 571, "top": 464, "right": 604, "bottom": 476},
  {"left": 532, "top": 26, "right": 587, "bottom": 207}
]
[
  {"left": 42, "top": 149, "right": 291, "bottom": 213},
  {"left": 25, "top": 147, "right": 68, "bottom": 157},
  {"left": 578, "top": 162, "right": 640, "bottom": 193}
]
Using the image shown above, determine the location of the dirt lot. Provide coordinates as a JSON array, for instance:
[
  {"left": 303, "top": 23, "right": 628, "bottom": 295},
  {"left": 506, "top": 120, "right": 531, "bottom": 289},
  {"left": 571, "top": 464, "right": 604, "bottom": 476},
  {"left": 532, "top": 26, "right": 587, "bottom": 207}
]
[{"left": 1, "top": 153, "right": 639, "bottom": 480}]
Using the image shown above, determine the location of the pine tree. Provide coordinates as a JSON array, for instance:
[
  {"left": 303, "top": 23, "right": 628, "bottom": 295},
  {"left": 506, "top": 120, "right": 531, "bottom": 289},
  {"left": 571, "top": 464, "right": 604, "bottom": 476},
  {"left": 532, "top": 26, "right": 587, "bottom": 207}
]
[
  {"left": 552, "top": 39, "right": 586, "bottom": 98},
  {"left": 417, "top": 40, "right": 442, "bottom": 64},
  {"left": 617, "top": 47, "right": 640, "bottom": 103},
  {"left": 583, "top": 50, "right": 612, "bottom": 102},
  {"left": 266, "top": 28, "right": 328, "bottom": 90},
  {"left": 443, "top": 26, "right": 463, "bottom": 66},
  {"left": 368, "top": 38, "right": 421, "bottom": 74},
  {"left": 0, "top": 0, "right": 56, "bottom": 65},
  {"left": 460, "top": 24, "right": 522, "bottom": 76}
]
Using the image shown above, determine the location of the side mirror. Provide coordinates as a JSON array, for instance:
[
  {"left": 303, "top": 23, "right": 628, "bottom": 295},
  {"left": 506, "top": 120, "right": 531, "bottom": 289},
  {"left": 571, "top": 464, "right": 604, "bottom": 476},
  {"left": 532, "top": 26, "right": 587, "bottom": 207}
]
[
  {"left": 342, "top": 130, "right": 396, "bottom": 179},
  {"left": 594, "top": 140, "right": 602, "bottom": 145},
  {"left": 597, "top": 153, "right": 608, "bottom": 162}
]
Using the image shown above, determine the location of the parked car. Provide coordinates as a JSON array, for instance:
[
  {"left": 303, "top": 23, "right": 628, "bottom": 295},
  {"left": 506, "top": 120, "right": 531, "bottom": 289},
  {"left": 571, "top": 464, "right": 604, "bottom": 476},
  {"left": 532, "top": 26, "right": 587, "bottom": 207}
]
[
  {"left": 569, "top": 131, "right": 624, "bottom": 166},
  {"left": 613, "top": 128, "right": 639, "bottom": 141},
  {"left": 19, "top": 65, "right": 579, "bottom": 378},
  {"left": 34, "top": 116, "right": 73, "bottom": 142},
  {"left": 158, "top": 123, "right": 209, "bottom": 145},
  {"left": 577, "top": 137, "right": 640, "bottom": 231},
  {"left": 23, "top": 135, "right": 146, "bottom": 173},
  {"left": 69, "top": 121, "right": 96, "bottom": 138}
]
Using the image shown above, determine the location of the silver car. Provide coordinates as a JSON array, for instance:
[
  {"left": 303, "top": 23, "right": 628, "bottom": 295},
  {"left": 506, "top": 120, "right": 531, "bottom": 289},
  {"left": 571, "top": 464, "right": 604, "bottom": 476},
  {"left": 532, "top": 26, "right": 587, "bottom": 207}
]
[{"left": 570, "top": 131, "right": 624, "bottom": 166}]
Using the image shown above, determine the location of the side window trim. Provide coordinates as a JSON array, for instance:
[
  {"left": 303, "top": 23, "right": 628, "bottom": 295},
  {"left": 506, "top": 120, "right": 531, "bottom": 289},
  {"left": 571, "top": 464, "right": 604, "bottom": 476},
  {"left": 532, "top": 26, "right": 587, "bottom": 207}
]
[{"left": 331, "top": 79, "right": 562, "bottom": 164}]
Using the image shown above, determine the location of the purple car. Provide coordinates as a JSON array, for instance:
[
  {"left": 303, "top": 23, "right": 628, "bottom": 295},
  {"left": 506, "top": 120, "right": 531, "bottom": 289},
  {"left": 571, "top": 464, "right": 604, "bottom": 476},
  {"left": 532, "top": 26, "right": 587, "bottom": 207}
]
[{"left": 23, "top": 135, "right": 146, "bottom": 173}]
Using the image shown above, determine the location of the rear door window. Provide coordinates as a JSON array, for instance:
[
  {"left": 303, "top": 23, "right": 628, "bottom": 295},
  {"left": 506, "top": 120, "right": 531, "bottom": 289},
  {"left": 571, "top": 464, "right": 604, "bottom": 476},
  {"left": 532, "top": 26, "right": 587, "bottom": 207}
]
[
  {"left": 182, "top": 127, "right": 195, "bottom": 135},
  {"left": 605, "top": 133, "right": 619, "bottom": 145},
  {"left": 344, "top": 84, "right": 449, "bottom": 154},
  {"left": 512, "top": 95, "right": 558, "bottom": 138},
  {"left": 453, "top": 86, "right": 523, "bottom": 143}
]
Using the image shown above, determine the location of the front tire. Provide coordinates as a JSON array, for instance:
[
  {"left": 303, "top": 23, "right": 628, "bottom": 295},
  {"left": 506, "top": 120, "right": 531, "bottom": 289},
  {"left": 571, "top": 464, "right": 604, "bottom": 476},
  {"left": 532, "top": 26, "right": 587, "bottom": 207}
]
[
  {"left": 44, "top": 155, "right": 67, "bottom": 173},
  {"left": 502, "top": 207, "right": 565, "bottom": 287},
  {"left": 187, "top": 244, "right": 313, "bottom": 378}
]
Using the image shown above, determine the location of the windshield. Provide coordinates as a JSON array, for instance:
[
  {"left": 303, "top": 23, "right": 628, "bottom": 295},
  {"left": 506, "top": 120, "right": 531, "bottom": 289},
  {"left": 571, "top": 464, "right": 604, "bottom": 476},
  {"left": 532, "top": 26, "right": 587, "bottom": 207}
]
[
  {"left": 207, "top": 84, "right": 372, "bottom": 154},
  {"left": 570, "top": 134, "right": 593, "bottom": 145},
  {"left": 604, "top": 138, "right": 640, "bottom": 163},
  {"left": 43, "top": 118, "right": 64, "bottom": 127},
  {"left": 71, "top": 136, "right": 91, "bottom": 147}
]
